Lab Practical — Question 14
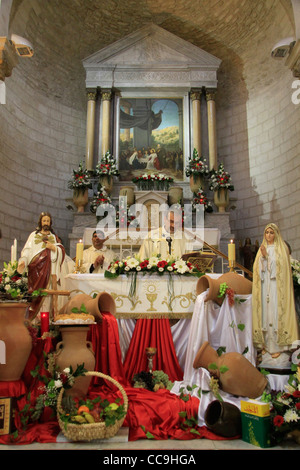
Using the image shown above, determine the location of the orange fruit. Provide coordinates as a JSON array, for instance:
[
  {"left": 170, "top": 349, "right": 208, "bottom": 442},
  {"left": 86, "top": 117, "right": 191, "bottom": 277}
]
[{"left": 77, "top": 405, "right": 90, "bottom": 414}]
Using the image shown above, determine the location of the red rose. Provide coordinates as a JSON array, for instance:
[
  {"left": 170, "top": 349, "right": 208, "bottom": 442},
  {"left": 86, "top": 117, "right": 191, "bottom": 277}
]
[{"left": 293, "top": 391, "right": 300, "bottom": 398}]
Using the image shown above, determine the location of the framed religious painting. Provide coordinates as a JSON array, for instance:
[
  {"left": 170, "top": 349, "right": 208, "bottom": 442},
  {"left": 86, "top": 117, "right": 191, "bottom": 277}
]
[{"left": 114, "top": 94, "right": 189, "bottom": 182}]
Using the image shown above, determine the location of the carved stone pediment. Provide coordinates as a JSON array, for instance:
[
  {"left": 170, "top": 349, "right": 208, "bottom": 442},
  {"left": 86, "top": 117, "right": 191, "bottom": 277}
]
[{"left": 83, "top": 24, "right": 221, "bottom": 89}]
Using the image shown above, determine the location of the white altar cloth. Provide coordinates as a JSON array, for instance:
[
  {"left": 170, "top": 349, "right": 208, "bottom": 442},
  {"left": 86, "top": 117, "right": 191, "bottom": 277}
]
[
  {"left": 64, "top": 273, "right": 209, "bottom": 319},
  {"left": 171, "top": 292, "right": 289, "bottom": 426}
]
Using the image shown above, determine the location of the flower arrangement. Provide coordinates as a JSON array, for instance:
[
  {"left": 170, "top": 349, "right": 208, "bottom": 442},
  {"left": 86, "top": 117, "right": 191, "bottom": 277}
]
[
  {"left": 132, "top": 173, "right": 174, "bottom": 191},
  {"left": 0, "top": 261, "right": 46, "bottom": 302},
  {"left": 261, "top": 362, "right": 300, "bottom": 445},
  {"left": 192, "top": 189, "right": 213, "bottom": 213},
  {"left": 105, "top": 255, "right": 201, "bottom": 278},
  {"left": 95, "top": 151, "right": 119, "bottom": 177},
  {"left": 208, "top": 163, "right": 234, "bottom": 192},
  {"left": 29, "top": 361, "right": 88, "bottom": 422},
  {"left": 90, "top": 185, "right": 111, "bottom": 214},
  {"left": 68, "top": 161, "right": 91, "bottom": 190},
  {"left": 291, "top": 258, "right": 300, "bottom": 294},
  {"left": 185, "top": 148, "right": 209, "bottom": 177}
]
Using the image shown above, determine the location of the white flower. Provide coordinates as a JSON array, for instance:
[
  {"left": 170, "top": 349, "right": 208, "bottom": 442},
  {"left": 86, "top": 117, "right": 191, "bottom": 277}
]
[
  {"left": 118, "top": 262, "right": 123, "bottom": 267},
  {"left": 167, "top": 266, "right": 173, "bottom": 271},
  {"left": 124, "top": 266, "right": 130, "bottom": 271},
  {"left": 54, "top": 379, "right": 63, "bottom": 388},
  {"left": 174, "top": 260, "right": 188, "bottom": 273},
  {"left": 4, "top": 285, "right": 10, "bottom": 291},
  {"left": 158, "top": 267, "right": 164, "bottom": 272},
  {"left": 148, "top": 256, "right": 159, "bottom": 266},
  {"left": 284, "top": 409, "right": 300, "bottom": 423},
  {"left": 127, "top": 257, "right": 139, "bottom": 268},
  {"left": 136, "top": 266, "right": 141, "bottom": 271},
  {"left": 5, "top": 277, "right": 10, "bottom": 283},
  {"left": 63, "top": 368, "right": 70, "bottom": 374}
]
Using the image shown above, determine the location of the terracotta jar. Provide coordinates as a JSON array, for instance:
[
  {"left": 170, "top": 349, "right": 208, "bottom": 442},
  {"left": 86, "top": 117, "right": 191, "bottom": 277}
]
[
  {"left": 204, "top": 400, "right": 242, "bottom": 438},
  {"left": 214, "top": 188, "right": 229, "bottom": 212},
  {"left": 73, "top": 188, "right": 88, "bottom": 213},
  {"left": 196, "top": 271, "right": 252, "bottom": 305},
  {"left": 59, "top": 292, "right": 116, "bottom": 321},
  {"left": 193, "top": 341, "right": 267, "bottom": 399},
  {"left": 0, "top": 302, "right": 32, "bottom": 381},
  {"left": 55, "top": 325, "right": 95, "bottom": 399}
]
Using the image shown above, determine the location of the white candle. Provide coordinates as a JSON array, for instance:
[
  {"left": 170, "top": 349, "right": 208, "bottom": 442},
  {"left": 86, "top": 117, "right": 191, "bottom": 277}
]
[
  {"left": 76, "top": 239, "right": 84, "bottom": 264},
  {"left": 228, "top": 239, "right": 236, "bottom": 262},
  {"left": 14, "top": 239, "right": 17, "bottom": 262}
]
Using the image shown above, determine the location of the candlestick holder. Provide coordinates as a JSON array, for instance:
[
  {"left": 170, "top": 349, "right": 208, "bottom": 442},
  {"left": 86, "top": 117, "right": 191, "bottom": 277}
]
[
  {"left": 74, "top": 259, "right": 83, "bottom": 274},
  {"left": 145, "top": 347, "right": 157, "bottom": 374},
  {"left": 228, "top": 260, "right": 235, "bottom": 272}
]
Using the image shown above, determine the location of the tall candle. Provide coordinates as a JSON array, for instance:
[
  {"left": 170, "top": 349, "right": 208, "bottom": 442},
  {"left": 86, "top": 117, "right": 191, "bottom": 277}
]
[
  {"left": 40, "top": 311, "right": 49, "bottom": 336},
  {"left": 228, "top": 239, "right": 236, "bottom": 262},
  {"left": 76, "top": 239, "right": 84, "bottom": 264},
  {"left": 14, "top": 239, "right": 17, "bottom": 262}
]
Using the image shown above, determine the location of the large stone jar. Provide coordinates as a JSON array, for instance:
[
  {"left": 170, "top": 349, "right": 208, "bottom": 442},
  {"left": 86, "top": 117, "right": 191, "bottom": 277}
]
[
  {"left": 213, "top": 188, "right": 229, "bottom": 212},
  {"left": 193, "top": 341, "right": 267, "bottom": 398},
  {"left": 190, "top": 174, "right": 204, "bottom": 194},
  {"left": 119, "top": 186, "right": 135, "bottom": 206},
  {"left": 168, "top": 187, "right": 183, "bottom": 205},
  {"left": 55, "top": 325, "right": 95, "bottom": 398},
  {"left": 99, "top": 175, "right": 113, "bottom": 194},
  {"left": 0, "top": 302, "right": 32, "bottom": 381},
  {"left": 204, "top": 400, "right": 242, "bottom": 438},
  {"left": 196, "top": 272, "right": 252, "bottom": 305},
  {"left": 73, "top": 188, "right": 88, "bottom": 213}
]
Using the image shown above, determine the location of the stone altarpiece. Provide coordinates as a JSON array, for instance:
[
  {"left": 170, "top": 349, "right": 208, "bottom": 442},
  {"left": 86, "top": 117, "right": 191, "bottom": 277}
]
[{"left": 69, "top": 25, "right": 234, "bottom": 264}]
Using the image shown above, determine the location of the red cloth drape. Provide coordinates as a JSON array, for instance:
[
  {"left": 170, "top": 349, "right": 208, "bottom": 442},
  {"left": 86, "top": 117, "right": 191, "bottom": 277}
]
[
  {"left": 0, "top": 315, "right": 234, "bottom": 445},
  {"left": 123, "top": 319, "right": 183, "bottom": 383}
]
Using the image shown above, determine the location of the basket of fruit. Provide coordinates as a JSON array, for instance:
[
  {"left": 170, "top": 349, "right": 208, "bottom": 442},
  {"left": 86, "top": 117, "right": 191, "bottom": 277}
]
[{"left": 56, "top": 371, "right": 128, "bottom": 441}]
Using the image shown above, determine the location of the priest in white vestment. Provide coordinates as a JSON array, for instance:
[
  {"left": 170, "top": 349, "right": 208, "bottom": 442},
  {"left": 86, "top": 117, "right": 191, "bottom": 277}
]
[
  {"left": 82, "top": 230, "right": 116, "bottom": 273},
  {"left": 138, "top": 210, "right": 193, "bottom": 260}
]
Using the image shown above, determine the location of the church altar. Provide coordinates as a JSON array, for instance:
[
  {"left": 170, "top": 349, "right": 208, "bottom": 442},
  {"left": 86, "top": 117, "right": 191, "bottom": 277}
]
[{"left": 64, "top": 272, "right": 219, "bottom": 319}]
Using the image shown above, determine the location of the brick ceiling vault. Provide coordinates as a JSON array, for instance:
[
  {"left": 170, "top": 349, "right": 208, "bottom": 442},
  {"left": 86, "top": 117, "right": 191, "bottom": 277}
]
[{"left": 7, "top": 0, "right": 296, "bottom": 110}]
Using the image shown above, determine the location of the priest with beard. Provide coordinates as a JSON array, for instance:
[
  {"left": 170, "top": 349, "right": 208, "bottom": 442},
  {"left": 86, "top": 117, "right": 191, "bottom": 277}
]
[{"left": 17, "top": 211, "right": 67, "bottom": 320}]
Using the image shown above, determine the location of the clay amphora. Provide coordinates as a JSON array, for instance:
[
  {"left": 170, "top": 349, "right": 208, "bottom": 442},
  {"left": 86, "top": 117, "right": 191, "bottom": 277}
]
[
  {"left": 55, "top": 325, "right": 95, "bottom": 399},
  {"left": 59, "top": 292, "right": 116, "bottom": 321},
  {"left": 204, "top": 400, "right": 242, "bottom": 438},
  {"left": 196, "top": 271, "right": 252, "bottom": 305},
  {"left": 0, "top": 302, "right": 32, "bottom": 381},
  {"left": 193, "top": 341, "right": 267, "bottom": 399}
]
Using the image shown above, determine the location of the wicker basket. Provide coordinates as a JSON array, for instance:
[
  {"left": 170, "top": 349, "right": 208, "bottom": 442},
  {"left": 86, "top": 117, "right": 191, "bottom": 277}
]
[{"left": 57, "top": 371, "right": 128, "bottom": 441}]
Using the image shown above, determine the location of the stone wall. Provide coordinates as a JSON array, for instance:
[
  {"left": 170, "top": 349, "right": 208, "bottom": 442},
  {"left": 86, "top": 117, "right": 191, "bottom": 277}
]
[
  {"left": 217, "top": 70, "right": 300, "bottom": 260},
  {"left": 0, "top": 68, "right": 86, "bottom": 266}
]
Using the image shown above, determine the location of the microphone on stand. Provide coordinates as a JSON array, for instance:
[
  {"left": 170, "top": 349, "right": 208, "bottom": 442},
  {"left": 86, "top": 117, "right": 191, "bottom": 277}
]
[{"left": 166, "top": 237, "right": 172, "bottom": 255}]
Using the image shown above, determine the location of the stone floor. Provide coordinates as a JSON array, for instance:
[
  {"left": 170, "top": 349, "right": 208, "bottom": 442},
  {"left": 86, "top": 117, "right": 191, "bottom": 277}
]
[{"left": 1, "top": 428, "right": 299, "bottom": 452}]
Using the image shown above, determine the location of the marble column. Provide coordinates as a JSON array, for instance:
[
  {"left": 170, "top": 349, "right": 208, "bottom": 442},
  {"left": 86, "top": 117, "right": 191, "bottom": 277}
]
[
  {"left": 85, "top": 89, "right": 97, "bottom": 171},
  {"left": 101, "top": 90, "right": 112, "bottom": 156},
  {"left": 206, "top": 89, "right": 218, "bottom": 171},
  {"left": 191, "top": 90, "right": 202, "bottom": 155}
]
